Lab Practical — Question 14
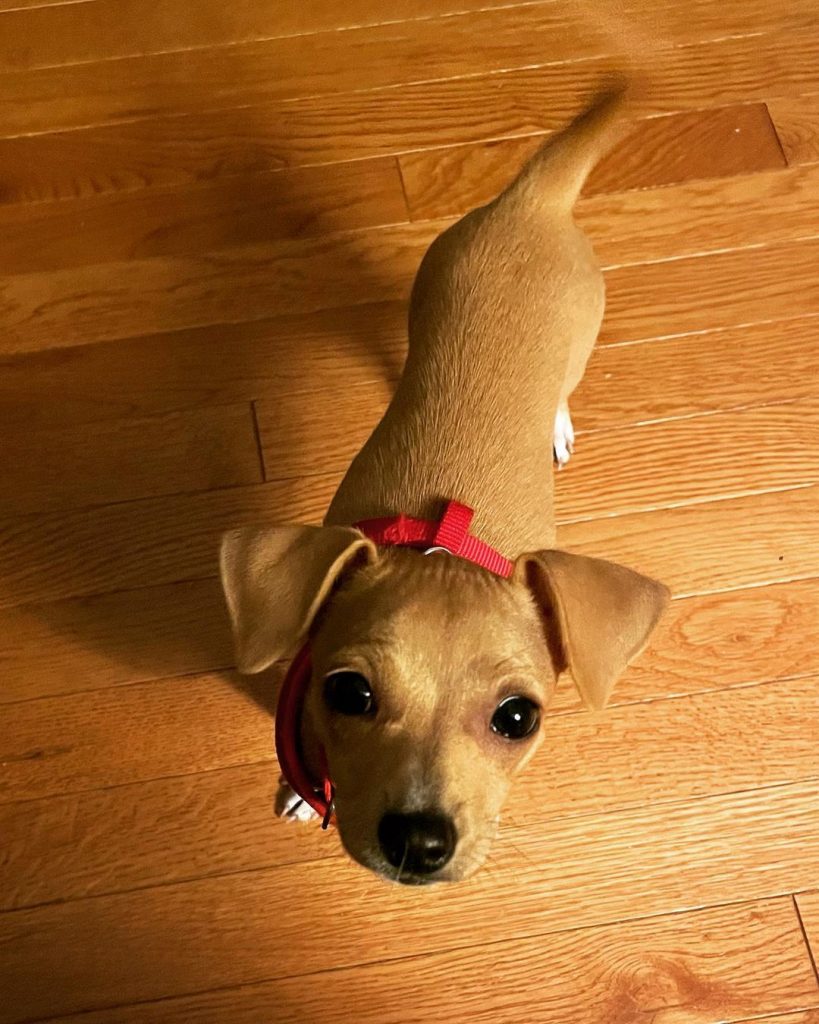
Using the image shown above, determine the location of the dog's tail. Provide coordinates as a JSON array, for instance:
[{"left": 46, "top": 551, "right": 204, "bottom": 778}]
[{"left": 506, "top": 76, "right": 631, "bottom": 213}]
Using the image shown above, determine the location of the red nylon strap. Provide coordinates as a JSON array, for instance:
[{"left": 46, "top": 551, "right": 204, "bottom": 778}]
[
  {"left": 275, "top": 500, "right": 512, "bottom": 828},
  {"left": 355, "top": 500, "right": 514, "bottom": 578}
]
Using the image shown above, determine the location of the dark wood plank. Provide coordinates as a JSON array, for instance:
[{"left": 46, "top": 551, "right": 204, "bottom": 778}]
[
  {"left": 2, "top": 781, "right": 819, "bottom": 1022},
  {"left": 1, "top": 4, "right": 817, "bottom": 139},
  {"left": 401, "top": 103, "right": 786, "bottom": 220},
  {"left": 0, "top": 404, "right": 262, "bottom": 515},
  {"left": 770, "top": 93, "right": 819, "bottom": 165},
  {"left": 0, "top": 579, "right": 232, "bottom": 703},
  {"left": 19, "top": 901, "right": 819, "bottom": 1024},
  {"left": 0, "top": 157, "right": 409, "bottom": 274},
  {"left": 0, "top": 223, "right": 429, "bottom": 354}
]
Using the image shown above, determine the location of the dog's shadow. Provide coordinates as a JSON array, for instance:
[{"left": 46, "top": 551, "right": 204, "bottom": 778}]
[{"left": 21, "top": 96, "right": 412, "bottom": 724}]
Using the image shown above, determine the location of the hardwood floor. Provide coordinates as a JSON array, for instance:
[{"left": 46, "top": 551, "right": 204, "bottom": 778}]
[{"left": 1, "top": 2, "right": 818, "bottom": 1021}]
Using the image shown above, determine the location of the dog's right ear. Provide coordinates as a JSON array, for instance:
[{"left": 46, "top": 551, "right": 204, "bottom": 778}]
[{"left": 219, "top": 525, "right": 377, "bottom": 674}]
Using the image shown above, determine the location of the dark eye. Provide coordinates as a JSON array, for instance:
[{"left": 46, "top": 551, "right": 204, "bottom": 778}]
[
  {"left": 324, "top": 671, "right": 376, "bottom": 716},
  {"left": 491, "top": 696, "right": 540, "bottom": 740}
]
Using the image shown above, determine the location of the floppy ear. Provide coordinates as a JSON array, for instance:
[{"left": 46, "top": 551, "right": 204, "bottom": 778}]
[
  {"left": 220, "top": 525, "right": 377, "bottom": 674},
  {"left": 515, "top": 550, "right": 669, "bottom": 710}
]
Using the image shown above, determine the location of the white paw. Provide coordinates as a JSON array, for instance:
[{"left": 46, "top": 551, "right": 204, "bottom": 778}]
[
  {"left": 275, "top": 780, "right": 320, "bottom": 822},
  {"left": 553, "top": 404, "right": 575, "bottom": 469}
]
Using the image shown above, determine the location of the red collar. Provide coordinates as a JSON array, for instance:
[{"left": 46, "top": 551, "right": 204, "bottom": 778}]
[{"left": 274, "top": 500, "right": 512, "bottom": 827}]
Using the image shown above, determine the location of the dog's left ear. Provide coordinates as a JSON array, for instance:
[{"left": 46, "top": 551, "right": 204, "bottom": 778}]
[{"left": 514, "top": 550, "right": 669, "bottom": 710}]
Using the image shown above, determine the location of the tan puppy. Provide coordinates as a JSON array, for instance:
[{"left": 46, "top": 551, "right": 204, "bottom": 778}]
[{"left": 221, "top": 82, "right": 669, "bottom": 885}]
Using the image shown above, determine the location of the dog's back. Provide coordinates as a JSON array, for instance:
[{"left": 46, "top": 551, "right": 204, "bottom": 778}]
[{"left": 327, "top": 84, "right": 631, "bottom": 553}]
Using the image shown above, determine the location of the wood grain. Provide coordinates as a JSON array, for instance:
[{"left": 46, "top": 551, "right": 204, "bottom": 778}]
[
  {"left": 558, "top": 484, "right": 819, "bottom": 598},
  {"left": 25, "top": 901, "right": 819, "bottom": 1024},
  {"left": 0, "top": 670, "right": 276, "bottom": 804},
  {"left": 1, "top": 2, "right": 817, "bottom": 139},
  {"left": 0, "top": 302, "right": 408, "bottom": 429},
  {"left": 600, "top": 236, "right": 819, "bottom": 344},
  {"left": 2, "top": 781, "right": 819, "bottom": 1022},
  {"left": 401, "top": 103, "right": 786, "bottom": 220},
  {"left": 0, "top": 762, "right": 334, "bottom": 911},
  {"left": 0, "top": 578, "right": 232, "bottom": 703},
  {"left": 0, "top": 224, "right": 429, "bottom": 354},
  {"left": 4, "top": 196, "right": 819, "bottom": 358},
  {"left": 0, "top": 157, "right": 409, "bottom": 275},
  {"left": 555, "top": 399, "right": 819, "bottom": 521},
  {"left": 770, "top": 93, "right": 819, "bottom": 165},
  {"left": 0, "top": 404, "right": 262, "bottom": 515},
  {"left": 797, "top": 892, "right": 819, "bottom": 981},
  {"left": 0, "top": 475, "right": 339, "bottom": 608},
  {"left": 0, "top": 0, "right": 557, "bottom": 71},
  {"left": 574, "top": 316, "right": 819, "bottom": 430},
  {"left": 0, "top": 96, "right": 785, "bottom": 207}
]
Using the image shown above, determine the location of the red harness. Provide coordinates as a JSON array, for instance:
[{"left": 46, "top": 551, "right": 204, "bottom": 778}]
[{"left": 274, "top": 500, "right": 513, "bottom": 826}]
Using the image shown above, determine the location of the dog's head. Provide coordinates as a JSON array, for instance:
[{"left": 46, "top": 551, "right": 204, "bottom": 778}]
[{"left": 221, "top": 525, "right": 668, "bottom": 884}]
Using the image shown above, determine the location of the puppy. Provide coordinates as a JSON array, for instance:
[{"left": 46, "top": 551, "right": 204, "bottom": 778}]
[{"left": 221, "top": 82, "right": 669, "bottom": 885}]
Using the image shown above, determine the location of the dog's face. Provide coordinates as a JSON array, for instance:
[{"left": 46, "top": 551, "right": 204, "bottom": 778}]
[
  {"left": 221, "top": 525, "right": 668, "bottom": 884},
  {"left": 303, "top": 550, "right": 555, "bottom": 882}
]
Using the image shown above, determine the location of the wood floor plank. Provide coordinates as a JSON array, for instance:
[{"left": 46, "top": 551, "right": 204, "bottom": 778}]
[
  {"left": 555, "top": 399, "right": 819, "bottom": 521},
  {"left": 558, "top": 484, "right": 819, "bottom": 598},
  {"left": 0, "top": 0, "right": 549, "bottom": 71},
  {"left": 2, "top": 781, "right": 819, "bottom": 1022},
  {"left": 600, "top": 236, "right": 819, "bottom": 344},
  {"left": 0, "top": 302, "right": 408, "bottom": 429},
  {"left": 1, "top": 478, "right": 817, "bottom": 609},
  {"left": 0, "top": 157, "right": 409, "bottom": 275},
  {"left": 0, "top": 93, "right": 786, "bottom": 207},
  {"left": 24, "top": 901, "right": 819, "bottom": 1024},
  {"left": 0, "top": 671, "right": 275, "bottom": 804},
  {"left": 0, "top": 579, "right": 232, "bottom": 703},
  {"left": 0, "top": 404, "right": 262, "bottom": 515},
  {"left": 0, "top": 762, "right": 333, "bottom": 911},
  {"left": 797, "top": 892, "right": 819, "bottom": 981},
  {"left": 749, "top": 1014, "right": 819, "bottom": 1024},
  {"left": 4, "top": 197, "right": 819, "bottom": 357},
  {"left": 1, "top": 4, "right": 817, "bottom": 140},
  {"left": 770, "top": 93, "right": 819, "bottom": 166},
  {"left": 574, "top": 316, "right": 819, "bottom": 430},
  {"left": 0, "top": 224, "right": 429, "bottom": 354},
  {"left": 401, "top": 102, "right": 786, "bottom": 220}
]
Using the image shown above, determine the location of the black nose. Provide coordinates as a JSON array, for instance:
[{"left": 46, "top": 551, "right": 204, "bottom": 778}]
[{"left": 378, "top": 811, "right": 457, "bottom": 875}]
